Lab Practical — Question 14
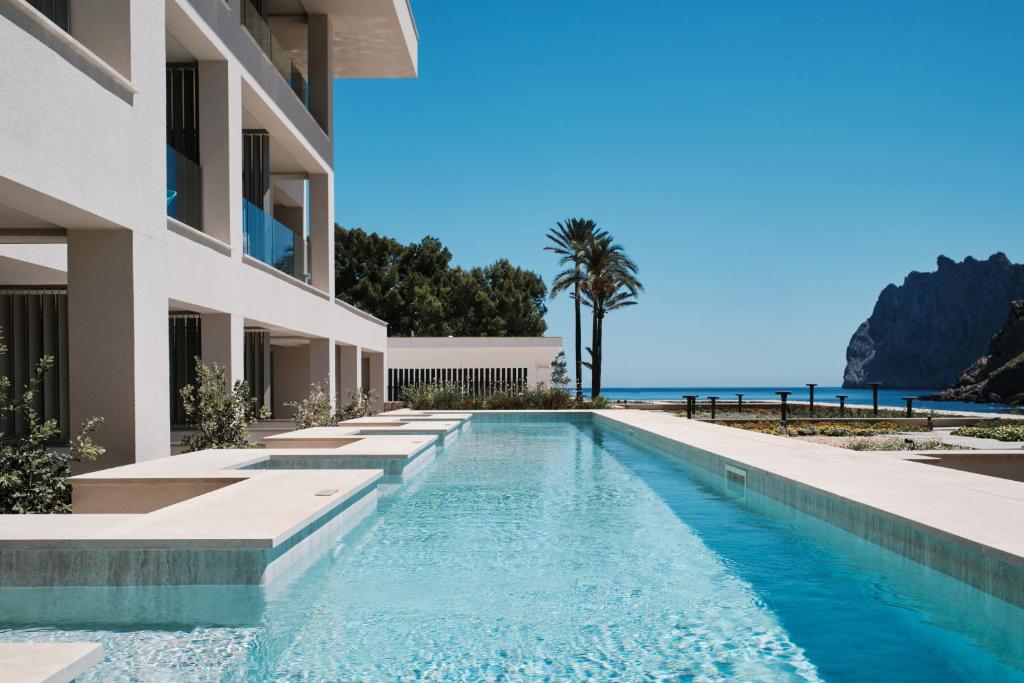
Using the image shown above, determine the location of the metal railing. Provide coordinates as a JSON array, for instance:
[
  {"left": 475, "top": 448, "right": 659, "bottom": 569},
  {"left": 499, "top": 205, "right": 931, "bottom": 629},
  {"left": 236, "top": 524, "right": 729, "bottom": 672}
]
[
  {"left": 241, "top": 1, "right": 310, "bottom": 109},
  {"left": 166, "top": 145, "right": 203, "bottom": 230},
  {"left": 242, "top": 199, "right": 306, "bottom": 280}
]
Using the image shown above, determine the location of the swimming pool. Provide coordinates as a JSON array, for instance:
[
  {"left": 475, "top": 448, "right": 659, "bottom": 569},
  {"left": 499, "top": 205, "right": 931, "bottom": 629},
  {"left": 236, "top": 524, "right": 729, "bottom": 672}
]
[{"left": 3, "top": 416, "right": 1023, "bottom": 680}]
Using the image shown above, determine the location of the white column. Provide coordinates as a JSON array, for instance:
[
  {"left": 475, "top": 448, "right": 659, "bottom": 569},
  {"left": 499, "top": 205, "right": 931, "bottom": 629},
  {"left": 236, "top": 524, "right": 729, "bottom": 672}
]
[
  {"left": 67, "top": 228, "right": 169, "bottom": 470},
  {"left": 200, "top": 312, "right": 244, "bottom": 386},
  {"left": 337, "top": 344, "right": 361, "bottom": 404},
  {"left": 368, "top": 351, "right": 386, "bottom": 410},
  {"left": 308, "top": 14, "right": 334, "bottom": 139},
  {"left": 308, "top": 173, "right": 333, "bottom": 296},
  {"left": 309, "top": 338, "right": 336, "bottom": 408},
  {"left": 199, "top": 60, "right": 242, "bottom": 250}
]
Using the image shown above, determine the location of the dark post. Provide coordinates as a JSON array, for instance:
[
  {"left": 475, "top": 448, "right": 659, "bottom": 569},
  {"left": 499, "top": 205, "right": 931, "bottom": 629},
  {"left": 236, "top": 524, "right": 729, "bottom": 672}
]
[
  {"left": 735, "top": 393, "right": 744, "bottom": 413},
  {"left": 775, "top": 391, "right": 791, "bottom": 422},
  {"left": 868, "top": 382, "right": 882, "bottom": 416},
  {"left": 836, "top": 394, "right": 848, "bottom": 417},
  {"left": 683, "top": 394, "right": 698, "bottom": 419},
  {"left": 902, "top": 396, "right": 915, "bottom": 418},
  {"left": 806, "top": 383, "right": 817, "bottom": 417},
  {"left": 708, "top": 396, "right": 719, "bottom": 419}
]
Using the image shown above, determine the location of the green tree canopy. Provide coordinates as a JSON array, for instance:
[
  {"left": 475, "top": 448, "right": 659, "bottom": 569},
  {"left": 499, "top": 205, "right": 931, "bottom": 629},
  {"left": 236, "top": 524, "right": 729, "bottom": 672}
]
[{"left": 335, "top": 225, "right": 548, "bottom": 336}]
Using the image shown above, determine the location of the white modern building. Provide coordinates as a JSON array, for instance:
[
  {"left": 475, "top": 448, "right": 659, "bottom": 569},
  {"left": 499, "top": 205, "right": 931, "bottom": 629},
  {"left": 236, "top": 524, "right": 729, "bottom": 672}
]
[
  {"left": 386, "top": 337, "right": 563, "bottom": 401},
  {"left": 0, "top": 0, "right": 417, "bottom": 471}
]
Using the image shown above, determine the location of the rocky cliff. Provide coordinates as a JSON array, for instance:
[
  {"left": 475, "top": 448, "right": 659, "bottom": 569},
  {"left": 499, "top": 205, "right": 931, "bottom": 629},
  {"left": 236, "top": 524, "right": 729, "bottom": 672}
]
[
  {"left": 924, "top": 300, "right": 1024, "bottom": 405},
  {"left": 843, "top": 253, "right": 1024, "bottom": 388}
]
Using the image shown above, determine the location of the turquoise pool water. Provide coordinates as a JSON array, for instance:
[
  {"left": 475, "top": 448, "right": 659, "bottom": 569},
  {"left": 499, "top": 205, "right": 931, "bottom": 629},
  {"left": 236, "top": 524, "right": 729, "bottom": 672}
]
[{"left": 3, "top": 417, "right": 1024, "bottom": 680}]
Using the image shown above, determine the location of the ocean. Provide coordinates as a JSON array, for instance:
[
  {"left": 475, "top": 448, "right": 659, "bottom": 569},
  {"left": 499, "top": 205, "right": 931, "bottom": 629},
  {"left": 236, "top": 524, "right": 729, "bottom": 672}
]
[{"left": 584, "top": 386, "right": 1019, "bottom": 414}]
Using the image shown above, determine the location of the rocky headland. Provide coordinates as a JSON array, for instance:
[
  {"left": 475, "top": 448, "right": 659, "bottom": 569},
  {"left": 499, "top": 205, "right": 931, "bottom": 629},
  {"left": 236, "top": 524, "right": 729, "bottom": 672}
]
[{"left": 843, "top": 253, "right": 1024, "bottom": 390}]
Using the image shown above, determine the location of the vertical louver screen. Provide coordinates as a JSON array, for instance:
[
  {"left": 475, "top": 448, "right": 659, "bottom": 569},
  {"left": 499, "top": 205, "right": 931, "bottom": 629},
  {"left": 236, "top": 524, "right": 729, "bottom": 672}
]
[
  {"left": 0, "top": 288, "right": 69, "bottom": 441},
  {"left": 387, "top": 367, "right": 529, "bottom": 402},
  {"left": 27, "top": 0, "right": 69, "bottom": 33},
  {"left": 242, "top": 130, "right": 270, "bottom": 210},
  {"left": 169, "top": 313, "right": 201, "bottom": 426},
  {"left": 166, "top": 64, "right": 199, "bottom": 163},
  {"left": 244, "top": 328, "right": 270, "bottom": 414}
]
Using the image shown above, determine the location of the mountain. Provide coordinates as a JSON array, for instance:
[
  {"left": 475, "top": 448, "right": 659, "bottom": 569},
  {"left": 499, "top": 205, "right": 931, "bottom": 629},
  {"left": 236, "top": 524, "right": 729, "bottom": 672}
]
[
  {"left": 843, "top": 253, "right": 1024, "bottom": 389},
  {"left": 924, "top": 300, "right": 1024, "bottom": 405}
]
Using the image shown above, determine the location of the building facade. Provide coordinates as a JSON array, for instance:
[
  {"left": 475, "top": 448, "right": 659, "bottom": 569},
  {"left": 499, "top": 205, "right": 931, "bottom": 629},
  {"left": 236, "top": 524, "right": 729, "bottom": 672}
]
[
  {"left": 0, "top": 0, "right": 417, "bottom": 470},
  {"left": 386, "top": 337, "right": 563, "bottom": 401}
]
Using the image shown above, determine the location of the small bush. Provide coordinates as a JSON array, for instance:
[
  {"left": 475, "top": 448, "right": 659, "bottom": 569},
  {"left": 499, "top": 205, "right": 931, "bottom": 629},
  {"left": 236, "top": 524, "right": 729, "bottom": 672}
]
[
  {"left": 287, "top": 381, "right": 335, "bottom": 429},
  {"left": 579, "top": 395, "right": 611, "bottom": 409},
  {"left": 524, "top": 384, "right": 573, "bottom": 410},
  {"left": 845, "top": 437, "right": 949, "bottom": 452},
  {"left": 400, "top": 382, "right": 577, "bottom": 410},
  {"left": 0, "top": 333, "right": 104, "bottom": 514},
  {"left": 338, "top": 388, "right": 381, "bottom": 420},
  {"left": 180, "top": 360, "right": 257, "bottom": 452},
  {"left": 952, "top": 421, "right": 1024, "bottom": 442}
]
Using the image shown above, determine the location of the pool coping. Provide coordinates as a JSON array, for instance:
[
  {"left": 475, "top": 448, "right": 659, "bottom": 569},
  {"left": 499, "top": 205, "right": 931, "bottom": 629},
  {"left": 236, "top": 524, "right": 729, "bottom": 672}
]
[{"left": 0, "top": 642, "right": 103, "bottom": 683}]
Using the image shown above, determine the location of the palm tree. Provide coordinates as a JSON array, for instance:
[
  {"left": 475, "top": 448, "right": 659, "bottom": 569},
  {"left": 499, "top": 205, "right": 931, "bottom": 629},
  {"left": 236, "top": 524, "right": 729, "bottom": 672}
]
[
  {"left": 545, "top": 219, "right": 606, "bottom": 401},
  {"left": 579, "top": 234, "right": 642, "bottom": 398}
]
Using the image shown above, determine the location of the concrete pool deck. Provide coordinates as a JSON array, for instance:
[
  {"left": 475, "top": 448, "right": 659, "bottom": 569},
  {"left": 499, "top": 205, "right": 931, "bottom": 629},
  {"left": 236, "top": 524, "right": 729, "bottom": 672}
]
[
  {"left": 263, "top": 421, "right": 463, "bottom": 448},
  {"left": 595, "top": 409, "right": 1024, "bottom": 607},
  {"left": 0, "top": 428, "right": 447, "bottom": 587},
  {"left": 0, "top": 642, "right": 103, "bottom": 683},
  {"left": 0, "top": 468, "right": 381, "bottom": 586}
]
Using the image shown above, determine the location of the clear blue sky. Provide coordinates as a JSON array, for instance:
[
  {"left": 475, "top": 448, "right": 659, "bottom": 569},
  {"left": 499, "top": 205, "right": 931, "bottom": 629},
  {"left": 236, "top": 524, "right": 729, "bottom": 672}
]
[{"left": 333, "top": 0, "right": 1024, "bottom": 387}]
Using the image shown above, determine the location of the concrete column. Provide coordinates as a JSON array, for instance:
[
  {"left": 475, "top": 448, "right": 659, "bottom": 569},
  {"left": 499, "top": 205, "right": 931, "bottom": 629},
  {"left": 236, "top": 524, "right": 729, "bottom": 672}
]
[
  {"left": 200, "top": 312, "right": 244, "bottom": 386},
  {"left": 308, "top": 14, "right": 334, "bottom": 139},
  {"left": 337, "top": 344, "right": 361, "bottom": 404},
  {"left": 199, "top": 60, "right": 242, "bottom": 250},
  {"left": 67, "top": 229, "right": 168, "bottom": 471},
  {"left": 308, "top": 174, "right": 333, "bottom": 296},
  {"left": 309, "top": 338, "right": 336, "bottom": 408},
  {"left": 368, "top": 351, "right": 385, "bottom": 410}
]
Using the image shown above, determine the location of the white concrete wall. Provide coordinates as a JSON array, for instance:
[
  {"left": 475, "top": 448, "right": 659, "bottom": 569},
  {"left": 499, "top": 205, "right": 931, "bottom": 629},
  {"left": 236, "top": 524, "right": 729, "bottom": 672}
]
[{"left": 387, "top": 337, "right": 564, "bottom": 387}]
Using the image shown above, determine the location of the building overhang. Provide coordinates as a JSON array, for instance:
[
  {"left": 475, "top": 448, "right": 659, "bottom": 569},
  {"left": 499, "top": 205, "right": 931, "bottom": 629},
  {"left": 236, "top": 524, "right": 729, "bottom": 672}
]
[{"left": 284, "top": 0, "right": 418, "bottom": 78}]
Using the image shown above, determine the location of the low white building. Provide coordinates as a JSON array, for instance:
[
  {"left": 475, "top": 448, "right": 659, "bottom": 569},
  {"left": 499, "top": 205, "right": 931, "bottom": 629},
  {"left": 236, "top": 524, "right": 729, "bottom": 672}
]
[{"left": 386, "top": 337, "right": 564, "bottom": 401}]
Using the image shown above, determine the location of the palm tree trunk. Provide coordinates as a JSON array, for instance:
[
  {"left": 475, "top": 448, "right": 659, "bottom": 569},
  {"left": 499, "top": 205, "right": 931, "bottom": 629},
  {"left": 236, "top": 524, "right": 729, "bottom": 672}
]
[
  {"left": 573, "top": 280, "right": 583, "bottom": 401},
  {"left": 594, "top": 313, "right": 604, "bottom": 397},
  {"left": 591, "top": 309, "right": 601, "bottom": 397}
]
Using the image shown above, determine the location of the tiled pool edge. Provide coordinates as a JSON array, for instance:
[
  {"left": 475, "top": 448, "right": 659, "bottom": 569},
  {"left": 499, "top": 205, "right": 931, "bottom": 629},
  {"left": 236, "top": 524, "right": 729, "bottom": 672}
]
[
  {"left": 0, "top": 479, "right": 379, "bottom": 587},
  {"left": 593, "top": 411, "right": 1024, "bottom": 609}
]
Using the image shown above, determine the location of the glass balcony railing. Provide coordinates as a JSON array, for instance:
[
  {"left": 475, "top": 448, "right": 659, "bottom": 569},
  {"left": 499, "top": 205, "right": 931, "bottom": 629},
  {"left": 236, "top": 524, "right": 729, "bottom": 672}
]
[
  {"left": 241, "top": 1, "right": 311, "bottom": 110},
  {"left": 242, "top": 198, "right": 308, "bottom": 281},
  {"left": 166, "top": 145, "right": 203, "bottom": 230}
]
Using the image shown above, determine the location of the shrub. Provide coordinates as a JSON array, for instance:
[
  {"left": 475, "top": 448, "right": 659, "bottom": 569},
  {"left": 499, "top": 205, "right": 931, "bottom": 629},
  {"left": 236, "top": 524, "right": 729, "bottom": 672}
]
[
  {"left": 338, "top": 388, "right": 381, "bottom": 420},
  {"left": 180, "top": 360, "right": 257, "bottom": 452},
  {"left": 485, "top": 391, "right": 524, "bottom": 410},
  {"left": 845, "top": 437, "right": 948, "bottom": 452},
  {"left": 287, "top": 381, "right": 335, "bottom": 429},
  {"left": 0, "top": 336, "right": 104, "bottom": 514},
  {"left": 516, "top": 383, "right": 570, "bottom": 409},
  {"left": 952, "top": 421, "right": 1024, "bottom": 442},
  {"left": 579, "top": 395, "right": 611, "bottom": 409}
]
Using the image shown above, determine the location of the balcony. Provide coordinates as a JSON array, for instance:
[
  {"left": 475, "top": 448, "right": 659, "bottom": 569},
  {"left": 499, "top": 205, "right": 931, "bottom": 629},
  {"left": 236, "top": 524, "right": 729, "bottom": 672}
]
[
  {"left": 166, "top": 145, "right": 203, "bottom": 231},
  {"left": 242, "top": 199, "right": 309, "bottom": 282},
  {"left": 240, "top": 1, "right": 310, "bottom": 110}
]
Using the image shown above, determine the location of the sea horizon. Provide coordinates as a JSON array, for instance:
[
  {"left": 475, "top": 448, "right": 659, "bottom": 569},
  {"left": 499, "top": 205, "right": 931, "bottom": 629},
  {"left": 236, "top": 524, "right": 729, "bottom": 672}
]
[{"left": 583, "top": 386, "right": 1018, "bottom": 414}]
